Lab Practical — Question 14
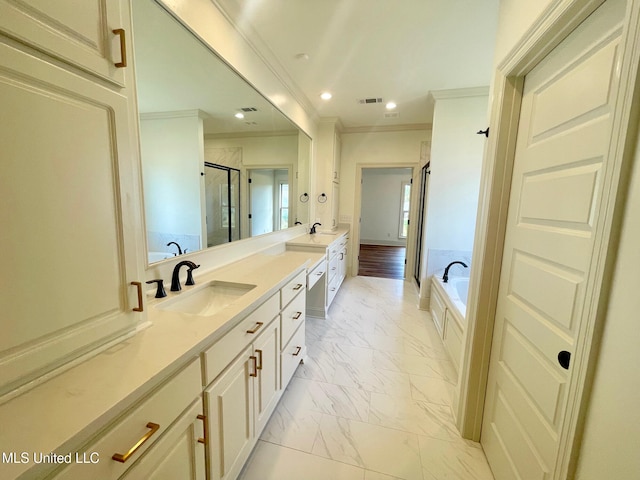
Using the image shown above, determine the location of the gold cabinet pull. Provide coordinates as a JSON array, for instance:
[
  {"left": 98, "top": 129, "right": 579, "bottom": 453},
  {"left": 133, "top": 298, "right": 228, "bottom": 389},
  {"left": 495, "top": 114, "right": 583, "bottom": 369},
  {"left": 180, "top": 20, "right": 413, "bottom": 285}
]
[
  {"left": 293, "top": 346, "right": 302, "bottom": 356},
  {"left": 112, "top": 29, "right": 127, "bottom": 67},
  {"left": 131, "top": 281, "right": 143, "bottom": 312},
  {"left": 255, "top": 349, "right": 263, "bottom": 370},
  {"left": 293, "top": 283, "right": 303, "bottom": 291},
  {"left": 196, "top": 414, "right": 206, "bottom": 445},
  {"left": 246, "top": 322, "right": 264, "bottom": 334},
  {"left": 293, "top": 311, "right": 302, "bottom": 320},
  {"left": 249, "top": 355, "right": 258, "bottom": 377},
  {"left": 112, "top": 422, "right": 159, "bottom": 463}
]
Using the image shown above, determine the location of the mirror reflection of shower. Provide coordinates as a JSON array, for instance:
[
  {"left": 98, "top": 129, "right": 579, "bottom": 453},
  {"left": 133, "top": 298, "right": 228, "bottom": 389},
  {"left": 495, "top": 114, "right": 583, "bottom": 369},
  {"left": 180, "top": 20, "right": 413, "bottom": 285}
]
[
  {"left": 248, "top": 168, "right": 290, "bottom": 236},
  {"left": 204, "top": 163, "right": 241, "bottom": 247}
]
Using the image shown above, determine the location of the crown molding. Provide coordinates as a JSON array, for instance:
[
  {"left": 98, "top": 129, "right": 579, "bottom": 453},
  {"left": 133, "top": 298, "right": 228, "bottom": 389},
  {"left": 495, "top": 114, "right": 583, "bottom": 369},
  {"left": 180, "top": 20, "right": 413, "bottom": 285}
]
[
  {"left": 342, "top": 123, "right": 432, "bottom": 134},
  {"left": 139, "top": 109, "right": 209, "bottom": 120},
  {"left": 429, "top": 86, "right": 490, "bottom": 100},
  {"left": 204, "top": 130, "right": 298, "bottom": 140}
]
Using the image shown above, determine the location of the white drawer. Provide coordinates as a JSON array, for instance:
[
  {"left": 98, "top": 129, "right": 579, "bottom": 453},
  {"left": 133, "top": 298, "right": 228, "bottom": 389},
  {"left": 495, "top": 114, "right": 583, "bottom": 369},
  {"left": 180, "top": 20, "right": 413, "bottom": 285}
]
[
  {"left": 281, "top": 323, "right": 305, "bottom": 388},
  {"left": 281, "top": 270, "right": 306, "bottom": 308},
  {"left": 307, "top": 260, "right": 326, "bottom": 290},
  {"left": 327, "top": 272, "right": 341, "bottom": 306},
  {"left": 328, "top": 254, "right": 339, "bottom": 282},
  {"left": 329, "top": 234, "right": 348, "bottom": 258},
  {"left": 56, "top": 359, "right": 201, "bottom": 480},
  {"left": 202, "top": 293, "right": 279, "bottom": 385},
  {"left": 281, "top": 291, "right": 305, "bottom": 348}
]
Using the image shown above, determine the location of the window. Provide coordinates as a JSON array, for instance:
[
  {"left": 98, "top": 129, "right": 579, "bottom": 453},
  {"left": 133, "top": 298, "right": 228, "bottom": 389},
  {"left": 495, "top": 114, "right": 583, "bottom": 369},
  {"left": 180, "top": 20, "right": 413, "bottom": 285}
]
[
  {"left": 278, "top": 182, "right": 289, "bottom": 230},
  {"left": 398, "top": 181, "right": 411, "bottom": 238}
]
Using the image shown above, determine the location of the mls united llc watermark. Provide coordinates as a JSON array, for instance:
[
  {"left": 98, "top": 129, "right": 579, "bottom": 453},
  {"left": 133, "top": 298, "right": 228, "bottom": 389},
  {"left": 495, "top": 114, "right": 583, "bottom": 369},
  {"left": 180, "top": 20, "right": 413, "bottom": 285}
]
[{"left": 2, "top": 451, "right": 99, "bottom": 464}]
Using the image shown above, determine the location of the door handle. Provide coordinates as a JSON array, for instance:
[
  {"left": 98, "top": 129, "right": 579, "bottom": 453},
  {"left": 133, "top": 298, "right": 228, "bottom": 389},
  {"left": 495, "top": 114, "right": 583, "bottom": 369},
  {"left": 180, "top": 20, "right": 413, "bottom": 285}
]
[{"left": 558, "top": 351, "right": 571, "bottom": 370}]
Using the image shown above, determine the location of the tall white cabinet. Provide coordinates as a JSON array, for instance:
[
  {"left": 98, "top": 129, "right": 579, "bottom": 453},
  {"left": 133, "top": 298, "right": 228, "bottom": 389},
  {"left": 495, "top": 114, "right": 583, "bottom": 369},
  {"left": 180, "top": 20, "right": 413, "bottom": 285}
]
[
  {"left": 315, "top": 119, "right": 342, "bottom": 229},
  {"left": 0, "top": 0, "right": 145, "bottom": 397}
]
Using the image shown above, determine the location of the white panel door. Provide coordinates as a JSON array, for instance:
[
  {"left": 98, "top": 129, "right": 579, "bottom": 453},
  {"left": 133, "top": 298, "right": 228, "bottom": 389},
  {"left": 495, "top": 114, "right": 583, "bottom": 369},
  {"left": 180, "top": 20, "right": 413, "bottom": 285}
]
[
  {"left": 0, "top": 35, "right": 143, "bottom": 395},
  {"left": 0, "top": 0, "right": 127, "bottom": 86},
  {"left": 481, "top": 1, "right": 625, "bottom": 479}
]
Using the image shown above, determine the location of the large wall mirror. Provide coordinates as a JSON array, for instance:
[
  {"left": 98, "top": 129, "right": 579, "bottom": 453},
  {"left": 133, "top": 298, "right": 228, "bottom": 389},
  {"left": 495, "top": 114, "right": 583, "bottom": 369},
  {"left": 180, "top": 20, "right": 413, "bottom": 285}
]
[{"left": 132, "top": 0, "right": 311, "bottom": 264}]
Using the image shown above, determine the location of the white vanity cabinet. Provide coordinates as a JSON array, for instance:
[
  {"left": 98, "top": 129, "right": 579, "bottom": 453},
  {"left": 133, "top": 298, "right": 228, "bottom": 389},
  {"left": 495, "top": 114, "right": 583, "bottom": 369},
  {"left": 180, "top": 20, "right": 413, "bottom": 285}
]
[
  {"left": 0, "top": 0, "right": 144, "bottom": 398},
  {"left": 203, "top": 271, "right": 307, "bottom": 480},
  {"left": 53, "top": 360, "right": 204, "bottom": 480},
  {"left": 327, "top": 235, "right": 348, "bottom": 306},
  {"left": 288, "top": 232, "right": 349, "bottom": 318},
  {"left": 0, "top": 0, "right": 128, "bottom": 86},
  {"left": 280, "top": 271, "right": 307, "bottom": 388}
]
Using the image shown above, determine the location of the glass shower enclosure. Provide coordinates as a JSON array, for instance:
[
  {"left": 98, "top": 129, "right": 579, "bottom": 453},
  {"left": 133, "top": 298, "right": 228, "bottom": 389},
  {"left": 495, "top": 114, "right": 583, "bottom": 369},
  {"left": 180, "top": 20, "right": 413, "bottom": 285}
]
[{"left": 204, "top": 162, "right": 241, "bottom": 247}]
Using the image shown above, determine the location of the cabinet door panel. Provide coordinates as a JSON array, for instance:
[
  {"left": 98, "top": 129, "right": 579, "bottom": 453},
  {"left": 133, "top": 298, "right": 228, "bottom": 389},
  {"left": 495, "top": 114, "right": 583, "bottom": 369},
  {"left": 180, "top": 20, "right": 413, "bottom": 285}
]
[
  {"left": 0, "top": 40, "right": 143, "bottom": 395},
  {"left": 254, "top": 319, "right": 280, "bottom": 434},
  {"left": 0, "top": 0, "right": 127, "bottom": 86},
  {"left": 204, "top": 346, "right": 254, "bottom": 480}
]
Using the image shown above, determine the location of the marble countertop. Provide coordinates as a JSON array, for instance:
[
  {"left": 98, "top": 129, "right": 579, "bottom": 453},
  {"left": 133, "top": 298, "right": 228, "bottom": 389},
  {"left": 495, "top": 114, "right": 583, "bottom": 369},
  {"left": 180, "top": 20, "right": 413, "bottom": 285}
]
[
  {"left": 0, "top": 249, "right": 324, "bottom": 480},
  {"left": 286, "top": 227, "right": 349, "bottom": 248}
]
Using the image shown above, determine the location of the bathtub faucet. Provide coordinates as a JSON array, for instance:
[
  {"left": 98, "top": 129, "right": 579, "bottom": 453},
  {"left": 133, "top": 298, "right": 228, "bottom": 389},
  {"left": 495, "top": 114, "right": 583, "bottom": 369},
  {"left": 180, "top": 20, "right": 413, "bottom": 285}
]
[{"left": 442, "top": 261, "right": 468, "bottom": 283}]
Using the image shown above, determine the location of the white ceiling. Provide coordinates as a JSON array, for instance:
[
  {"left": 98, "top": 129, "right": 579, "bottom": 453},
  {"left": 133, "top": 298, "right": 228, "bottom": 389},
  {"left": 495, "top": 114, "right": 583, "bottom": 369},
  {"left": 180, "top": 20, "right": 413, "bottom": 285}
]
[{"left": 215, "top": 0, "right": 500, "bottom": 129}]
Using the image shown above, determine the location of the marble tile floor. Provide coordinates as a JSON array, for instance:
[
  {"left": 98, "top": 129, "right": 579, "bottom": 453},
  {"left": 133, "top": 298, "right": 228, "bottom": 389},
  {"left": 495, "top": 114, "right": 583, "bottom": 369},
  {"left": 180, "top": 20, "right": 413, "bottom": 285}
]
[{"left": 239, "top": 275, "right": 495, "bottom": 480}]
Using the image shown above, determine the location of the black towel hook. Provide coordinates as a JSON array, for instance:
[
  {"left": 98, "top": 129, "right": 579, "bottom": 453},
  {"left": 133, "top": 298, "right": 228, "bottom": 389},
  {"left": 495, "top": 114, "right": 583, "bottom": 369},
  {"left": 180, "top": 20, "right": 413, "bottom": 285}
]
[{"left": 477, "top": 127, "right": 489, "bottom": 138}]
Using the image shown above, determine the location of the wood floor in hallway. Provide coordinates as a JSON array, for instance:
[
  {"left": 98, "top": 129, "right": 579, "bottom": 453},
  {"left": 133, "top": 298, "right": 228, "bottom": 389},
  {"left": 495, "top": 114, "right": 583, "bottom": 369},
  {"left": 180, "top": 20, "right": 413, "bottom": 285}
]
[{"left": 357, "top": 244, "right": 406, "bottom": 280}]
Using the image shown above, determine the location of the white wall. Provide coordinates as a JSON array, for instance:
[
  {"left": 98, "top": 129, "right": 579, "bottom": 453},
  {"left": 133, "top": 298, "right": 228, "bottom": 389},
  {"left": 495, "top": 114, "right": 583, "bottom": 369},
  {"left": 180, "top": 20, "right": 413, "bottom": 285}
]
[
  {"left": 492, "top": 0, "right": 554, "bottom": 65},
  {"left": 204, "top": 134, "right": 298, "bottom": 168},
  {"left": 419, "top": 91, "right": 488, "bottom": 308},
  {"left": 424, "top": 93, "right": 488, "bottom": 254},
  {"left": 360, "top": 168, "right": 412, "bottom": 245},
  {"left": 140, "top": 112, "right": 204, "bottom": 252},
  {"left": 340, "top": 129, "right": 430, "bottom": 224}
]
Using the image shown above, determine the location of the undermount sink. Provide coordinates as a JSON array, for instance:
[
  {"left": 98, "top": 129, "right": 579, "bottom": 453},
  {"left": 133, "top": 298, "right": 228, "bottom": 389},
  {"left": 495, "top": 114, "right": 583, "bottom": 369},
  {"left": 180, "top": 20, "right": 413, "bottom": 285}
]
[
  {"left": 316, "top": 232, "right": 337, "bottom": 236},
  {"left": 157, "top": 281, "right": 256, "bottom": 316}
]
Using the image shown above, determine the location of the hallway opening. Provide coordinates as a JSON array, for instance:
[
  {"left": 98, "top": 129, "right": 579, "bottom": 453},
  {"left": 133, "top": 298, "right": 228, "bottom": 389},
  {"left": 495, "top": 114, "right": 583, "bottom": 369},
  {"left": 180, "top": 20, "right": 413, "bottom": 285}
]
[{"left": 357, "top": 167, "right": 412, "bottom": 280}]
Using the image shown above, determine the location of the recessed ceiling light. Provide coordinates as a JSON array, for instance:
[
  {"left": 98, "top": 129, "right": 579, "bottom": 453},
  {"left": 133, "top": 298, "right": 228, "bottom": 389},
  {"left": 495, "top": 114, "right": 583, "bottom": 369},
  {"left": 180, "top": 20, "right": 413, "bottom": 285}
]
[
  {"left": 320, "top": 92, "right": 332, "bottom": 100},
  {"left": 234, "top": 112, "right": 245, "bottom": 119},
  {"left": 386, "top": 102, "right": 397, "bottom": 110}
]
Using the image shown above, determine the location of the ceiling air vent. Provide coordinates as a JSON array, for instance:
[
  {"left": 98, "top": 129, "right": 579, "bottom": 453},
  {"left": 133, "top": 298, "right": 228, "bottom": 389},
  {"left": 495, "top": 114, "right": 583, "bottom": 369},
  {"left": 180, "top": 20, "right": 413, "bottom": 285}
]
[
  {"left": 240, "top": 107, "right": 258, "bottom": 112},
  {"left": 384, "top": 112, "right": 399, "bottom": 118},
  {"left": 357, "top": 97, "right": 383, "bottom": 105},
  {"left": 244, "top": 121, "right": 258, "bottom": 126}
]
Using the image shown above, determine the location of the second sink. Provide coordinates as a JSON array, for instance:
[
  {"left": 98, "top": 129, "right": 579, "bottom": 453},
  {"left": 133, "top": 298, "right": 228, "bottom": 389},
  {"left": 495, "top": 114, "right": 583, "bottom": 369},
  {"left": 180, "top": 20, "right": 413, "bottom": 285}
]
[{"left": 157, "top": 281, "right": 256, "bottom": 316}]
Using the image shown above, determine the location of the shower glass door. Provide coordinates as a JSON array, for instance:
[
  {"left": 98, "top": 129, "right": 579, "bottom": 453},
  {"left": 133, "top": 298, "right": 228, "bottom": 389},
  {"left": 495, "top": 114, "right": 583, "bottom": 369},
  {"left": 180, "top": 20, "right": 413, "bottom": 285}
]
[{"left": 204, "top": 162, "right": 240, "bottom": 247}]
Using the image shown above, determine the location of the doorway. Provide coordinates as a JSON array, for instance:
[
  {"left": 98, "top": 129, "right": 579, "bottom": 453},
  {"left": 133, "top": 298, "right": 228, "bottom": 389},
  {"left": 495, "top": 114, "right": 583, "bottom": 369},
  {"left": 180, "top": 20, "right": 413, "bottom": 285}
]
[
  {"left": 357, "top": 167, "right": 412, "bottom": 280},
  {"left": 475, "top": 1, "right": 628, "bottom": 478},
  {"left": 247, "top": 168, "right": 290, "bottom": 237}
]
